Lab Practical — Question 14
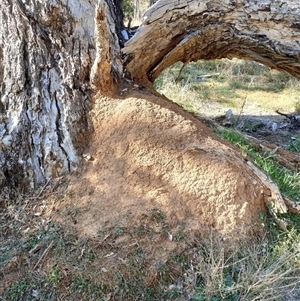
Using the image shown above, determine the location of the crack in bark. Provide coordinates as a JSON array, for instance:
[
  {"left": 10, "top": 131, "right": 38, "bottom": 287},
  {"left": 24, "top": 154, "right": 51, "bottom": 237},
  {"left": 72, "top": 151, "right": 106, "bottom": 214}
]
[
  {"left": 0, "top": 0, "right": 96, "bottom": 186},
  {"left": 54, "top": 92, "right": 71, "bottom": 172},
  {"left": 2, "top": 0, "right": 300, "bottom": 187}
]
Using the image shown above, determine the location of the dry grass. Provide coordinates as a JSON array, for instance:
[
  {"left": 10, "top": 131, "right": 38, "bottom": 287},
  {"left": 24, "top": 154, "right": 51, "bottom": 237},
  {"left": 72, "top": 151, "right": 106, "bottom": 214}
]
[
  {"left": 2, "top": 59, "right": 300, "bottom": 300},
  {"left": 1, "top": 183, "right": 300, "bottom": 300},
  {"left": 184, "top": 234, "right": 300, "bottom": 301},
  {"left": 155, "top": 59, "right": 300, "bottom": 114}
]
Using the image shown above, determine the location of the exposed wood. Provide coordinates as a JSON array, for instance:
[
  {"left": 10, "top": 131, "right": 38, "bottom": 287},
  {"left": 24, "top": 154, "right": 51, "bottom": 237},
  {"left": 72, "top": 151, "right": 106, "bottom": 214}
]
[
  {"left": 33, "top": 240, "right": 54, "bottom": 270},
  {"left": 245, "top": 160, "right": 287, "bottom": 214},
  {"left": 123, "top": 0, "right": 300, "bottom": 85},
  {"left": 0, "top": 0, "right": 123, "bottom": 187},
  {"left": 196, "top": 73, "right": 220, "bottom": 80},
  {"left": 91, "top": 0, "right": 124, "bottom": 95},
  {"left": 283, "top": 194, "right": 300, "bottom": 214},
  {"left": 275, "top": 109, "right": 300, "bottom": 127},
  {"left": 175, "top": 61, "right": 189, "bottom": 82},
  {"left": 244, "top": 135, "right": 300, "bottom": 172},
  {"left": 1, "top": 0, "right": 300, "bottom": 204},
  {"left": 245, "top": 160, "right": 289, "bottom": 231}
]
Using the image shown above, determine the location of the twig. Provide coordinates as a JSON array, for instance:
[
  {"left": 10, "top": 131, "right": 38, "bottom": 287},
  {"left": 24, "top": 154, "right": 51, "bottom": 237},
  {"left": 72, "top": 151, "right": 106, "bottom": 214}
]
[
  {"left": 175, "top": 61, "right": 189, "bottom": 82},
  {"left": 38, "top": 178, "right": 51, "bottom": 197},
  {"left": 36, "top": 178, "right": 51, "bottom": 198},
  {"left": 275, "top": 109, "right": 292, "bottom": 120},
  {"left": 196, "top": 73, "right": 220, "bottom": 79},
  {"left": 235, "top": 96, "right": 247, "bottom": 127},
  {"left": 282, "top": 194, "right": 300, "bottom": 214},
  {"left": 33, "top": 240, "right": 54, "bottom": 270}
]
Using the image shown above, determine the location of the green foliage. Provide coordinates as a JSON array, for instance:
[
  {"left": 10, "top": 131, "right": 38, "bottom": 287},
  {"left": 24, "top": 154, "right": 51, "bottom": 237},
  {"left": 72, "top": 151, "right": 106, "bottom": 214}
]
[
  {"left": 6, "top": 278, "right": 34, "bottom": 300},
  {"left": 122, "top": 0, "right": 134, "bottom": 22},
  {"left": 288, "top": 133, "right": 300, "bottom": 153},
  {"left": 5, "top": 276, "right": 58, "bottom": 301},
  {"left": 155, "top": 59, "right": 300, "bottom": 113},
  {"left": 71, "top": 277, "right": 102, "bottom": 296},
  {"left": 48, "top": 265, "right": 61, "bottom": 284},
  {"left": 219, "top": 129, "right": 300, "bottom": 203}
]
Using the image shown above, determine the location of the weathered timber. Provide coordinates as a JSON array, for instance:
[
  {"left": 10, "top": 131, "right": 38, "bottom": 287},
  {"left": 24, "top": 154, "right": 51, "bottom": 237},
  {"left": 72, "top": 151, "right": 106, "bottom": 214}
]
[
  {"left": 1, "top": 0, "right": 300, "bottom": 194},
  {"left": 0, "top": 0, "right": 123, "bottom": 187},
  {"left": 244, "top": 135, "right": 300, "bottom": 172},
  {"left": 123, "top": 0, "right": 300, "bottom": 85}
]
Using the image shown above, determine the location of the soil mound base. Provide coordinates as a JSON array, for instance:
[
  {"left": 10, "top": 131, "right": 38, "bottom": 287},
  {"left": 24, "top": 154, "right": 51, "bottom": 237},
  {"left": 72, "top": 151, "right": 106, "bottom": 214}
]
[{"left": 55, "top": 90, "right": 266, "bottom": 240}]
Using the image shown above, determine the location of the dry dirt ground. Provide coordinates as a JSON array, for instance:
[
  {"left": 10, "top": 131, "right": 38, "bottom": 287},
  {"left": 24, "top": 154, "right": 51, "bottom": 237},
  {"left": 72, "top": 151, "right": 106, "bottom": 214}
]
[
  {"left": 203, "top": 99, "right": 300, "bottom": 147},
  {"left": 55, "top": 89, "right": 268, "bottom": 241},
  {"left": 1, "top": 87, "right": 300, "bottom": 299}
]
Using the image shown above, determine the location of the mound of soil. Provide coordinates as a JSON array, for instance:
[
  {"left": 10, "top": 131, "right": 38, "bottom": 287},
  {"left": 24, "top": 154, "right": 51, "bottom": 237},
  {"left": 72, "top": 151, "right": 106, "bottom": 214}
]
[{"left": 55, "top": 89, "right": 266, "bottom": 241}]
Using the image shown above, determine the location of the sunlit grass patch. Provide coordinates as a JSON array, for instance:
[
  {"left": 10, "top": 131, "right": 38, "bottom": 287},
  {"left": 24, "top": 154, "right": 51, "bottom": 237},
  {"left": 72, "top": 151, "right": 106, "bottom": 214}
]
[
  {"left": 219, "top": 129, "right": 300, "bottom": 203},
  {"left": 155, "top": 59, "right": 300, "bottom": 114}
]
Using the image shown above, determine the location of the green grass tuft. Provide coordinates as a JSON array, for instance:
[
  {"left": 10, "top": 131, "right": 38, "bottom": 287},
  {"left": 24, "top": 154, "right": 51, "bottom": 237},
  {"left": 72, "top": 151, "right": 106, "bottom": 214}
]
[{"left": 219, "top": 129, "right": 300, "bottom": 202}]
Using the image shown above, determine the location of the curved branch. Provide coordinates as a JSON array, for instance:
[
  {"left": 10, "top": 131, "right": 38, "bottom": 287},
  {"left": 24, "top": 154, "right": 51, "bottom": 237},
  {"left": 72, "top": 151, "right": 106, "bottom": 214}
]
[{"left": 123, "top": 0, "right": 300, "bottom": 85}]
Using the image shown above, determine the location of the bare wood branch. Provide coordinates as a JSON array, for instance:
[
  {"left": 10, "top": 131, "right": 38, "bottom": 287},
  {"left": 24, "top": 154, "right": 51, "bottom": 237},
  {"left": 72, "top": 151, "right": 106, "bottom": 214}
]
[
  {"left": 246, "top": 160, "right": 287, "bottom": 215},
  {"left": 123, "top": 0, "right": 300, "bottom": 85},
  {"left": 33, "top": 241, "right": 54, "bottom": 271},
  {"left": 282, "top": 194, "right": 300, "bottom": 214},
  {"left": 244, "top": 135, "right": 300, "bottom": 172}
]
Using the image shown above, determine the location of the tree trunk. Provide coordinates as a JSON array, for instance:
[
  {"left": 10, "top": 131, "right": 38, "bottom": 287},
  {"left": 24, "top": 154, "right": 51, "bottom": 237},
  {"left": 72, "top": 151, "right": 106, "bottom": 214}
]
[
  {"left": 0, "top": 0, "right": 123, "bottom": 188},
  {"left": 1, "top": 0, "right": 300, "bottom": 193}
]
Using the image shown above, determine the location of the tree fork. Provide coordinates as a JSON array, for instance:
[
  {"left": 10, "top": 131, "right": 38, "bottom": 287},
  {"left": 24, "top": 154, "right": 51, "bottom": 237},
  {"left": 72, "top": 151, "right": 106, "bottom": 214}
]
[{"left": 1, "top": 0, "right": 300, "bottom": 196}]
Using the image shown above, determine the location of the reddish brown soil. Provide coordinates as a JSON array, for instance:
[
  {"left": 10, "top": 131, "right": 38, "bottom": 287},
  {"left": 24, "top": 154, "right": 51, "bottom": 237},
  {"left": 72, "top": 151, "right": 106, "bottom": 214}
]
[{"left": 55, "top": 89, "right": 267, "bottom": 241}]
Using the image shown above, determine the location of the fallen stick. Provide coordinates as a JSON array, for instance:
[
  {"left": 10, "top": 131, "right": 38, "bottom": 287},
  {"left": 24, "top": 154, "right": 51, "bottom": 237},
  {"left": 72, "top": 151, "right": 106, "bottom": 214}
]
[
  {"left": 246, "top": 160, "right": 287, "bottom": 215},
  {"left": 196, "top": 72, "right": 220, "bottom": 79},
  {"left": 282, "top": 194, "right": 300, "bottom": 214},
  {"left": 33, "top": 240, "right": 54, "bottom": 270},
  {"left": 244, "top": 135, "right": 300, "bottom": 172}
]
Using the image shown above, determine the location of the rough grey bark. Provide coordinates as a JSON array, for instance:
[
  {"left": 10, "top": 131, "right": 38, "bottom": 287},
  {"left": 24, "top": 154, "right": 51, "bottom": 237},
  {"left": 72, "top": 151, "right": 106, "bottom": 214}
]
[
  {"left": 1, "top": 0, "right": 300, "bottom": 188},
  {"left": 0, "top": 0, "right": 123, "bottom": 188}
]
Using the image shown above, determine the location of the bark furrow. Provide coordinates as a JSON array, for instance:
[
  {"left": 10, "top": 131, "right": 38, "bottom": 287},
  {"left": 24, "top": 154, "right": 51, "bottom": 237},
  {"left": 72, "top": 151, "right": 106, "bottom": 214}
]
[{"left": 0, "top": 0, "right": 96, "bottom": 187}]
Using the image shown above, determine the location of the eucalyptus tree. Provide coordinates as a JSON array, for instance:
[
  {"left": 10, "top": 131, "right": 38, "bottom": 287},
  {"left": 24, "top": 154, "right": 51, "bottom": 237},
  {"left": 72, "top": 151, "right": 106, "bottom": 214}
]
[{"left": 0, "top": 0, "right": 299, "bottom": 217}]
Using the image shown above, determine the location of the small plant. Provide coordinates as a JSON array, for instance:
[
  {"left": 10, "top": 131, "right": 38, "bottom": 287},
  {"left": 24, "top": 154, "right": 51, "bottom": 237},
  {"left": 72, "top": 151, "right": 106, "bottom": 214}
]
[
  {"left": 157, "top": 262, "right": 172, "bottom": 285},
  {"left": 188, "top": 235, "right": 300, "bottom": 301},
  {"left": 122, "top": 0, "right": 134, "bottom": 23},
  {"left": 148, "top": 208, "right": 166, "bottom": 222},
  {"left": 133, "top": 223, "right": 148, "bottom": 236},
  {"left": 71, "top": 276, "right": 106, "bottom": 298},
  {"left": 288, "top": 134, "right": 300, "bottom": 153},
  {"left": 173, "top": 230, "right": 187, "bottom": 242},
  {"left": 47, "top": 265, "right": 62, "bottom": 286},
  {"left": 171, "top": 252, "right": 189, "bottom": 268},
  {"left": 71, "top": 277, "right": 91, "bottom": 294},
  {"left": 6, "top": 278, "right": 34, "bottom": 300},
  {"left": 114, "top": 226, "right": 125, "bottom": 236},
  {"left": 219, "top": 129, "right": 300, "bottom": 202}
]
